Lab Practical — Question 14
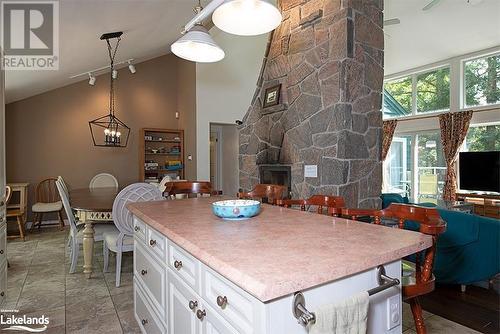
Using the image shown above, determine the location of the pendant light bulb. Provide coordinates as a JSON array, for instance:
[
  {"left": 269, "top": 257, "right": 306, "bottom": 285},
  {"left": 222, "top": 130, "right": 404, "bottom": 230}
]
[
  {"left": 171, "top": 25, "right": 225, "bottom": 63},
  {"left": 212, "top": 0, "right": 282, "bottom": 36}
]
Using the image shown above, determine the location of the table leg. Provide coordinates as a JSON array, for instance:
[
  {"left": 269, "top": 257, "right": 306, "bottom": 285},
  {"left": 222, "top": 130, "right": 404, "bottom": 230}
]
[{"left": 82, "top": 221, "right": 95, "bottom": 279}]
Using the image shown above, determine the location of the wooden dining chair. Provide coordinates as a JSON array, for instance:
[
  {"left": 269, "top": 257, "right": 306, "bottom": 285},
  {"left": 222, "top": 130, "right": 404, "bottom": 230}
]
[
  {"left": 165, "top": 181, "right": 221, "bottom": 198},
  {"left": 89, "top": 173, "right": 119, "bottom": 190},
  {"left": 5, "top": 186, "right": 25, "bottom": 241},
  {"left": 31, "top": 177, "right": 65, "bottom": 230},
  {"left": 278, "top": 195, "right": 346, "bottom": 216},
  {"left": 341, "top": 203, "right": 446, "bottom": 334},
  {"left": 237, "top": 184, "right": 286, "bottom": 205}
]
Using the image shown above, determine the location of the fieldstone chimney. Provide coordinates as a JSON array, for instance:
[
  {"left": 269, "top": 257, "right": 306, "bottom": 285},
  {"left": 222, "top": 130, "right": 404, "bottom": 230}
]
[{"left": 239, "top": 0, "right": 384, "bottom": 208}]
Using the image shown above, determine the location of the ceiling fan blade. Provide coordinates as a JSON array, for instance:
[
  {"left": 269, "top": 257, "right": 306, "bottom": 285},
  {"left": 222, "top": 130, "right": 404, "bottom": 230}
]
[
  {"left": 422, "top": 0, "right": 441, "bottom": 11},
  {"left": 384, "top": 18, "right": 400, "bottom": 26}
]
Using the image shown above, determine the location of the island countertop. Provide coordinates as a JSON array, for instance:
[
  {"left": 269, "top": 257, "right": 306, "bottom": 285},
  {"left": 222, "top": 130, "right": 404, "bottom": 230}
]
[{"left": 128, "top": 197, "right": 432, "bottom": 302}]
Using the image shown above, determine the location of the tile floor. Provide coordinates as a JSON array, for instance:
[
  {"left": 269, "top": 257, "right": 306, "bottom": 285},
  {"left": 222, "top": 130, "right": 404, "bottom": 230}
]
[{"left": 3, "top": 227, "right": 482, "bottom": 333}]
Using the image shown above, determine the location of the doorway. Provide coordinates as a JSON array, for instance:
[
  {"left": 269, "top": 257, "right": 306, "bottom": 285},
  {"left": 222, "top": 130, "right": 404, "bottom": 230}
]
[{"left": 209, "top": 123, "right": 239, "bottom": 196}]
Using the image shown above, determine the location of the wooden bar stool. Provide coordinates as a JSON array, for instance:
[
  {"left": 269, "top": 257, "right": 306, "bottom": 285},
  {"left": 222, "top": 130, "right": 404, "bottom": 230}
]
[
  {"left": 5, "top": 186, "right": 25, "bottom": 241},
  {"left": 237, "top": 184, "right": 286, "bottom": 205},
  {"left": 165, "top": 181, "right": 221, "bottom": 198},
  {"left": 341, "top": 203, "right": 446, "bottom": 334},
  {"left": 278, "top": 194, "right": 346, "bottom": 216},
  {"left": 31, "top": 177, "right": 65, "bottom": 230}
]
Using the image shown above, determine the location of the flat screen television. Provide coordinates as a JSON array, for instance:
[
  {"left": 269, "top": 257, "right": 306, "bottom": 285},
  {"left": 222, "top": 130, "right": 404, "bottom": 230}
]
[{"left": 459, "top": 151, "right": 500, "bottom": 193}]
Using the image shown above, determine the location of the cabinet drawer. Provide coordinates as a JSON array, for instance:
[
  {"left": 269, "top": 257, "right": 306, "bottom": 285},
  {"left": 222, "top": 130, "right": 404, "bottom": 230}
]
[
  {"left": 134, "top": 242, "right": 167, "bottom": 319},
  {"left": 134, "top": 281, "right": 166, "bottom": 334},
  {"left": 134, "top": 217, "right": 147, "bottom": 244},
  {"left": 0, "top": 224, "right": 6, "bottom": 267},
  {"left": 168, "top": 242, "right": 200, "bottom": 292},
  {"left": 147, "top": 227, "right": 167, "bottom": 262},
  {"left": 201, "top": 267, "right": 257, "bottom": 334}
]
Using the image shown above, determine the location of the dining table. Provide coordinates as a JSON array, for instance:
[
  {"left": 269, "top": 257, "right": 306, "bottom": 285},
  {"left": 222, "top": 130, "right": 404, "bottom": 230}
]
[{"left": 70, "top": 187, "right": 120, "bottom": 278}]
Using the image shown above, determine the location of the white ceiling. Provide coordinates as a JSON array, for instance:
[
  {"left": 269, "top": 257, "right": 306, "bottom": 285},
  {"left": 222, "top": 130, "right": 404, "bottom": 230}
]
[
  {"left": 384, "top": 0, "right": 500, "bottom": 76},
  {"left": 4, "top": 0, "right": 500, "bottom": 102},
  {"left": 4, "top": 0, "right": 196, "bottom": 103}
]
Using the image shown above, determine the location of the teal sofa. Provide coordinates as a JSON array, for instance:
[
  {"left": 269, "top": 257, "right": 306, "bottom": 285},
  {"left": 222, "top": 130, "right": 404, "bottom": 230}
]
[{"left": 381, "top": 193, "right": 500, "bottom": 285}]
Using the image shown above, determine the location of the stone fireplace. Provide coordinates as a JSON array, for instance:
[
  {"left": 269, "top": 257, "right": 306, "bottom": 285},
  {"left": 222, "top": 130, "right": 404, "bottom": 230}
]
[
  {"left": 239, "top": 0, "right": 384, "bottom": 208},
  {"left": 259, "top": 165, "right": 292, "bottom": 197}
]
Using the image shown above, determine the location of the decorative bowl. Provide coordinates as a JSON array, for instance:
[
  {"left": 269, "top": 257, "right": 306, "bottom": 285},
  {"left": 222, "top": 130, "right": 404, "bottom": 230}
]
[{"left": 212, "top": 200, "right": 261, "bottom": 220}]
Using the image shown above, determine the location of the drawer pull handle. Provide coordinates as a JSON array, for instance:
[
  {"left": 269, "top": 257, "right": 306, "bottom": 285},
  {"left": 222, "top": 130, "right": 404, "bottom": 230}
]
[
  {"left": 174, "top": 260, "right": 183, "bottom": 270},
  {"left": 216, "top": 295, "right": 228, "bottom": 308},
  {"left": 196, "top": 309, "right": 206, "bottom": 321},
  {"left": 134, "top": 226, "right": 140, "bottom": 232},
  {"left": 0, "top": 250, "right": 3, "bottom": 255},
  {"left": 149, "top": 239, "right": 157, "bottom": 247},
  {"left": 141, "top": 319, "right": 148, "bottom": 326},
  {"left": 189, "top": 300, "right": 198, "bottom": 310},
  {"left": 0, "top": 292, "right": 4, "bottom": 297},
  {"left": 141, "top": 269, "right": 148, "bottom": 276}
]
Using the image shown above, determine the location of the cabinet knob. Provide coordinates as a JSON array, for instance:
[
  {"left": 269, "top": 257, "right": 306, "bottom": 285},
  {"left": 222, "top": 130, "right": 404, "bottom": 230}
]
[
  {"left": 141, "top": 319, "right": 148, "bottom": 326},
  {"left": 0, "top": 292, "right": 4, "bottom": 297},
  {"left": 149, "top": 239, "right": 156, "bottom": 247},
  {"left": 216, "top": 295, "right": 228, "bottom": 308},
  {"left": 188, "top": 300, "right": 198, "bottom": 310},
  {"left": 0, "top": 250, "right": 3, "bottom": 255},
  {"left": 174, "top": 260, "right": 183, "bottom": 270},
  {"left": 134, "top": 226, "right": 140, "bottom": 232},
  {"left": 0, "top": 201, "right": 4, "bottom": 206},
  {"left": 141, "top": 269, "right": 147, "bottom": 276},
  {"left": 196, "top": 309, "right": 206, "bottom": 321}
]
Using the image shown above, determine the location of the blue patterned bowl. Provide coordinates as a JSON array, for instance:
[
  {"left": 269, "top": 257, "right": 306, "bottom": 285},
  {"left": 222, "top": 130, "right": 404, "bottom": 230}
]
[{"left": 212, "top": 200, "right": 261, "bottom": 220}]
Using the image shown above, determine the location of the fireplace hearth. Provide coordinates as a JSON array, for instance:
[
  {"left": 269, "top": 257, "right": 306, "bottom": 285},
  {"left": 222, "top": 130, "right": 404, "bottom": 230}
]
[{"left": 259, "top": 165, "right": 291, "bottom": 197}]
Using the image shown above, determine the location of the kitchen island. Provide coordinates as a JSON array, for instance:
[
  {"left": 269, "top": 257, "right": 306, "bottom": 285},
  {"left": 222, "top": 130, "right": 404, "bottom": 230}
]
[{"left": 128, "top": 197, "right": 432, "bottom": 334}]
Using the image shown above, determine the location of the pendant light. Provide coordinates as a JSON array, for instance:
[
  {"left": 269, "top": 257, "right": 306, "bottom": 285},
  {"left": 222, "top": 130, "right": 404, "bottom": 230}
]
[
  {"left": 171, "top": 2, "right": 225, "bottom": 63},
  {"left": 212, "top": 0, "right": 282, "bottom": 36},
  {"left": 89, "top": 31, "right": 130, "bottom": 147}
]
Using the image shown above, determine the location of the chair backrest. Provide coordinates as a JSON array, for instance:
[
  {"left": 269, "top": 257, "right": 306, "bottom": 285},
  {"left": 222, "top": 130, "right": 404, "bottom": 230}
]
[
  {"left": 55, "top": 179, "right": 77, "bottom": 232},
  {"left": 280, "top": 195, "right": 346, "bottom": 216},
  {"left": 238, "top": 184, "right": 286, "bottom": 205},
  {"left": 5, "top": 186, "right": 12, "bottom": 204},
  {"left": 166, "top": 181, "right": 215, "bottom": 198},
  {"left": 112, "top": 183, "right": 163, "bottom": 237},
  {"left": 419, "top": 174, "right": 438, "bottom": 195},
  {"left": 89, "top": 173, "right": 119, "bottom": 190},
  {"left": 35, "top": 177, "right": 61, "bottom": 203},
  {"left": 57, "top": 176, "right": 69, "bottom": 199},
  {"left": 158, "top": 175, "right": 173, "bottom": 193}
]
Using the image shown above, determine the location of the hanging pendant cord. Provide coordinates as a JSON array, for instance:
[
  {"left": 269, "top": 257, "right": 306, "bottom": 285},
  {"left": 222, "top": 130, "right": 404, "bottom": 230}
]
[{"left": 106, "top": 37, "right": 121, "bottom": 118}]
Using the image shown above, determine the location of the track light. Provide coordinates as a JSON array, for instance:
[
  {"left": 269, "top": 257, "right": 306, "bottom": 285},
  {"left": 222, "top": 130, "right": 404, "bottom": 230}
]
[
  {"left": 88, "top": 73, "right": 96, "bottom": 86},
  {"left": 128, "top": 61, "right": 136, "bottom": 74},
  {"left": 112, "top": 69, "right": 118, "bottom": 79}
]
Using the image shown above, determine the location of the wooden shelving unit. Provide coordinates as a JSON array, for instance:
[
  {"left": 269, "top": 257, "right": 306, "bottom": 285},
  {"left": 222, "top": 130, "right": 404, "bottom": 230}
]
[{"left": 140, "top": 128, "right": 184, "bottom": 182}]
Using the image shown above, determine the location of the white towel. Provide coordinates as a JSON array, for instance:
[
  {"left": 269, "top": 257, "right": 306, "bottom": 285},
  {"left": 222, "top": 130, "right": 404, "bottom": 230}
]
[{"left": 309, "top": 291, "right": 369, "bottom": 334}]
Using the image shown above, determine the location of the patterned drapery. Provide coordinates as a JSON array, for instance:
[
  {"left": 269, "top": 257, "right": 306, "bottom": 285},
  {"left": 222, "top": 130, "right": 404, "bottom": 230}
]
[
  {"left": 381, "top": 120, "right": 398, "bottom": 161},
  {"left": 439, "top": 110, "right": 473, "bottom": 201}
]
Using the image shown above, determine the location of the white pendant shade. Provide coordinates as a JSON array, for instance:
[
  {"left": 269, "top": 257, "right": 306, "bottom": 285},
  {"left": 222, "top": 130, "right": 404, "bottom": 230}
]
[
  {"left": 171, "top": 25, "right": 225, "bottom": 63},
  {"left": 212, "top": 0, "right": 282, "bottom": 36}
]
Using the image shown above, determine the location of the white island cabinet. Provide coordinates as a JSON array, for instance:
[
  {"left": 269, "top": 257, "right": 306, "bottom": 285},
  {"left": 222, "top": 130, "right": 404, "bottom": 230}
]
[{"left": 129, "top": 198, "right": 432, "bottom": 334}]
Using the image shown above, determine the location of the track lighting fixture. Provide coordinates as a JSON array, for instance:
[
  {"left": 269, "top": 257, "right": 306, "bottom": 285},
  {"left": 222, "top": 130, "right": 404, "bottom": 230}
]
[
  {"left": 112, "top": 69, "right": 118, "bottom": 79},
  {"left": 88, "top": 73, "right": 96, "bottom": 86},
  {"left": 128, "top": 61, "right": 136, "bottom": 74}
]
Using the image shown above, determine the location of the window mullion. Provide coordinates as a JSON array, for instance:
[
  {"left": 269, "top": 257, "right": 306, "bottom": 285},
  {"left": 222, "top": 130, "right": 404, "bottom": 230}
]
[{"left": 412, "top": 74, "right": 417, "bottom": 116}]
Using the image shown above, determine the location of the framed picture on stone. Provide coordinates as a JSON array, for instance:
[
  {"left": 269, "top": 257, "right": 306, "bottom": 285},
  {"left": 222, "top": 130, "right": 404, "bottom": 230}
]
[{"left": 263, "top": 84, "right": 281, "bottom": 108}]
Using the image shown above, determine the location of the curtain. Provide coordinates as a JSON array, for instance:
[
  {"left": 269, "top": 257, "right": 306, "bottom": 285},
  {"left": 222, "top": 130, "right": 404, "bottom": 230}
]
[
  {"left": 381, "top": 120, "right": 398, "bottom": 161},
  {"left": 439, "top": 110, "right": 473, "bottom": 201}
]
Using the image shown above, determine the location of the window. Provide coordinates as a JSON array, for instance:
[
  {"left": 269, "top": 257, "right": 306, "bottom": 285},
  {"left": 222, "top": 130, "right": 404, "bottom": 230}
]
[
  {"left": 464, "top": 54, "right": 500, "bottom": 108},
  {"left": 384, "top": 76, "right": 412, "bottom": 118},
  {"left": 463, "top": 123, "right": 500, "bottom": 152},
  {"left": 384, "top": 135, "right": 412, "bottom": 195},
  {"left": 383, "top": 67, "right": 450, "bottom": 119},
  {"left": 416, "top": 67, "right": 450, "bottom": 113}
]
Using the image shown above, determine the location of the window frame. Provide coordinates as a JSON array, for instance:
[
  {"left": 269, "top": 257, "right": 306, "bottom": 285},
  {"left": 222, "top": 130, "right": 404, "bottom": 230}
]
[{"left": 461, "top": 51, "right": 500, "bottom": 110}]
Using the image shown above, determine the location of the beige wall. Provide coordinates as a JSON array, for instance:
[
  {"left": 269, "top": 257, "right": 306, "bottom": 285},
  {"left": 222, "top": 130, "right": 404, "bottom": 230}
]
[{"left": 5, "top": 54, "right": 196, "bottom": 219}]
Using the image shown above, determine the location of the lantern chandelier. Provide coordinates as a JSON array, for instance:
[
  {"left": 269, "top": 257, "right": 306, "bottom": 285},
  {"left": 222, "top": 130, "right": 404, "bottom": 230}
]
[
  {"left": 171, "top": 0, "right": 282, "bottom": 63},
  {"left": 89, "top": 31, "right": 130, "bottom": 147}
]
